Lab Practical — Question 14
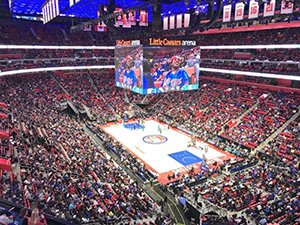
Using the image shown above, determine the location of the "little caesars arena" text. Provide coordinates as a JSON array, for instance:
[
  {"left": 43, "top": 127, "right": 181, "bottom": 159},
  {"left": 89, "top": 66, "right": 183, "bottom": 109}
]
[{"left": 149, "top": 38, "right": 196, "bottom": 46}]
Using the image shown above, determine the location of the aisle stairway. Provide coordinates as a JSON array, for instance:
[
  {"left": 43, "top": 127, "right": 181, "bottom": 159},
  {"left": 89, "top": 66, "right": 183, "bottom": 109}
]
[
  {"left": 252, "top": 107, "right": 300, "bottom": 156},
  {"left": 218, "top": 101, "right": 259, "bottom": 135},
  {"left": 87, "top": 73, "right": 116, "bottom": 114}
]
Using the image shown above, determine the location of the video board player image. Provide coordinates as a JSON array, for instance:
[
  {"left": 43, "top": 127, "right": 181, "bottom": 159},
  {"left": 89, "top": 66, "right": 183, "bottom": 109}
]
[
  {"left": 115, "top": 45, "right": 144, "bottom": 94},
  {"left": 143, "top": 46, "right": 200, "bottom": 94}
]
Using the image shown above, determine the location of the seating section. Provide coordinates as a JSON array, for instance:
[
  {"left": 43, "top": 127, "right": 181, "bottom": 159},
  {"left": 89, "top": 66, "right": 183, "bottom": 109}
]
[
  {"left": 221, "top": 92, "right": 299, "bottom": 149},
  {"left": 201, "top": 49, "right": 300, "bottom": 62},
  {"left": 195, "top": 161, "right": 299, "bottom": 224},
  {"left": 0, "top": 74, "right": 156, "bottom": 224},
  {"left": 0, "top": 69, "right": 299, "bottom": 224},
  {"left": 0, "top": 21, "right": 113, "bottom": 46},
  {"left": 201, "top": 60, "right": 299, "bottom": 75},
  {"left": 261, "top": 115, "right": 300, "bottom": 163},
  {"left": 0, "top": 49, "right": 113, "bottom": 73}
]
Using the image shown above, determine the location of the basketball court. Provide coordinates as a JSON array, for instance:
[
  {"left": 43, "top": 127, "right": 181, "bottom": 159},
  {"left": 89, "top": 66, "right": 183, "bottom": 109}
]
[{"left": 101, "top": 120, "right": 235, "bottom": 184}]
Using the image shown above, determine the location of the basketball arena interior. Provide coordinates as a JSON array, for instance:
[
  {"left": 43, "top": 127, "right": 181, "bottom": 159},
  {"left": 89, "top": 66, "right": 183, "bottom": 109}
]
[{"left": 0, "top": 0, "right": 299, "bottom": 224}]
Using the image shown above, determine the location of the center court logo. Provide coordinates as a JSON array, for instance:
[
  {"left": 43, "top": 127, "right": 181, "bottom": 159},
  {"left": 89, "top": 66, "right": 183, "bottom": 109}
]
[{"left": 143, "top": 135, "right": 168, "bottom": 144}]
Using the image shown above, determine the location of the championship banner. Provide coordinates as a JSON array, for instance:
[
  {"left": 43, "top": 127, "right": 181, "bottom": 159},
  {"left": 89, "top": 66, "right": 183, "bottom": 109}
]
[
  {"left": 176, "top": 14, "right": 182, "bottom": 29},
  {"left": 223, "top": 5, "right": 232, "bottom": 22},
  {"left": 96, "top": 7, "right": 107, "bottom": 32},
  {"left": 163, "top": 16, "right": 168, "bottom": 30},
  {"left": 184, "top": 13, "right": 190, "bottom": 28},
  {"left": 69, "top": 0, "right": 75, "bottom": 7},
  {"left": 169, "top": 15, "right": 175, "bottom": 29},
  {"left": 139, "top": 10, "right": 148, "bottom": 26},
  {"left": 95, "top": 24, "right": 107, "bottom": 32},
  {"left": 43, "top": 3, "right": 47, "bottom": 23},
  {"left": 122, "top": 14, "right": 131, "bottom": 28},
  {"left": 248, "top": 0, "right": 259, "bottom": 19},
  {"left": 281, "top": 0, "right": 293, "bottom": 14},
  {"left": 114, "top": 8, "right": 123, "bottom": 26},
  {"left": 264, "top": 0, "right": 276, "bottom": 17},
  {"left": 129, "top": 11, "right": 136, "bottom": 26},
  {"left": 50, "top": 0, "right": 54, "bottom": 19},
  {"left": 47, "top": 3, "right": 51, "bottom": 22},
  {"left": 235, "top": 3, "right": 244, "bottom": 21}
]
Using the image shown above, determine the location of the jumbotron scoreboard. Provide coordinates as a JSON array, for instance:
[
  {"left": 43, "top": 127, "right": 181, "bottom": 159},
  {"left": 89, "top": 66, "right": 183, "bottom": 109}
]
[{"left": 115, "top": 38, "right": 200, "bottom": 94}]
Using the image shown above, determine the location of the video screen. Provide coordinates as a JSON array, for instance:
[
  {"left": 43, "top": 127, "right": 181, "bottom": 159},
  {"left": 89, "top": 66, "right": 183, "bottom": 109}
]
[
  {"left": 143, "top": 46, "right": 200, "bottom": 94},
  {"left": 115, "top": 45, "right": 144, "bottom": 94}
]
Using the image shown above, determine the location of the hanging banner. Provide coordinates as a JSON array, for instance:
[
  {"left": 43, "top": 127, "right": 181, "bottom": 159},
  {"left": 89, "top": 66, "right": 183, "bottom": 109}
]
[
  {"left": 115, "top": 8, "right": 123, "bottom": 26},
  {"left": 69, "top": 0, "right": 75, "bottom": 7},
  {"left": 163, "top": 16, "right": 168, "bottom": 30},
  {"left": 169, "top": 15, "right": 175, "bottom": 29},
  {"left": 281, "top": 0, "right": 293, "bottom": 14},
  {"left": 223, "top": 5, "right": 232, "bottom": 22},
  {"left": 94, "top": 22, "right": 107, "bottom": 32},
  {"left": 95, "top": 6, "right": 107, "bottom": 32},
  {"left": 264, "top": 0, "right": 276, "bottom": 17},
  {"left": 122, "top": 14, "right": 131, "bottom": 28},
  {"left": 176, "top": 14, "right": 182, "bottom": 29},
  {"left": 235, "top": 3, "right": 245, "bottom": 21},
  {"left": 129, "top": 11, "right": 136, "bottom": 26},
  {"left": 248, "top": 0, "right": 259, "bottom": 19},
  {"left": 139, "top": 10, "right": 148, "bottom": 26},
  {"left": 184, "top": 13, "right": 190, "bottom": 28}
]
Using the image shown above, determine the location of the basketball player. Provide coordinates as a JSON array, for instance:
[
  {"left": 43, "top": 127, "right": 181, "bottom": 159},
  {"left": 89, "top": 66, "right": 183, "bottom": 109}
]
[
  {"left": 191, "top": 135, "right": 196, "bottom": 147},
  {"left": 158, "top": 125, "right": 162, "bottom": 134}
]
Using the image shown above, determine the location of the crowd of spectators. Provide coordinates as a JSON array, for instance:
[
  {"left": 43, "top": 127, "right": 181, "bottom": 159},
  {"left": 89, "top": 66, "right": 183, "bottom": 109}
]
[
  {"left": 260, "top": 116, "right": 300, "bottom": 166},
  {"left": 0, "top": 68, "right": 299, "bottom": 224},
  {"left": 0, "top": 48, "right": 114, "bottom": 73},
  {"left": 201, "top": 60, "right": 299, "bottom": 75},
  {"left": 185, "top": 159, "right": 300, "bottom": 224},
  {"left": 0, "top": 49, "right": 113, "bottom": 60},
  {"left": 0, "top": 74, "right": 159, "bottom": 224},
  {"left": 200, "top": 48, "right": 300, "bottom": 76},
  {"left": 201, "top": 49, "right": 300, "bottom": 62},
  {"left": 221, "top": 91, "right": 299, "bottom": 149}
]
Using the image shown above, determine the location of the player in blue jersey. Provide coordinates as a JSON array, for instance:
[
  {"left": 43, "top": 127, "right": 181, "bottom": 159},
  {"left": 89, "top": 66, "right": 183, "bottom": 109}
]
[
  {"left": 122, "top": 55, "right": 137, "bottom": 89},
  {"left": 161, "top": 55, "right": 189, "bottom": 91}
]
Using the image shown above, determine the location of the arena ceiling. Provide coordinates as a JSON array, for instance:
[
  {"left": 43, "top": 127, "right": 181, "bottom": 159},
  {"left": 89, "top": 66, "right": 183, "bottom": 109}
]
[{"left": 8, "top": 0, "right": 230, "bottom": 20}]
